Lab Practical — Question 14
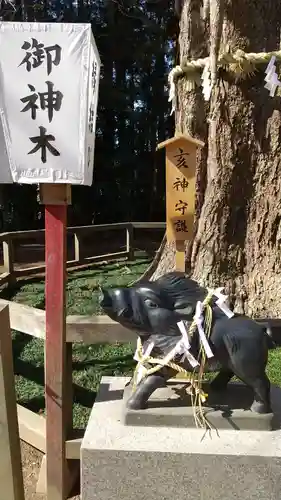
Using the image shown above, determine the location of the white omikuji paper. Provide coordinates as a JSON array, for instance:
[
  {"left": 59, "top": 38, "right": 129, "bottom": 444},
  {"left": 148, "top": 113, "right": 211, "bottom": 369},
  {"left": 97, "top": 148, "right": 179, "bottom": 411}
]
[{"left": 0, "top": 22, "right": 101, "bottom": 185}]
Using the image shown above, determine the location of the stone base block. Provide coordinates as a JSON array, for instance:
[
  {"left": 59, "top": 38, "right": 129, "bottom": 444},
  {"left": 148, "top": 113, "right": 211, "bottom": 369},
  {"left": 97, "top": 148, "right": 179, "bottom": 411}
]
[
  {"left": 123, "top": 380, "right": 280, "bottom": 430},
  {"left": 81, "top": 377, "right": 281, "bottom": 500}
]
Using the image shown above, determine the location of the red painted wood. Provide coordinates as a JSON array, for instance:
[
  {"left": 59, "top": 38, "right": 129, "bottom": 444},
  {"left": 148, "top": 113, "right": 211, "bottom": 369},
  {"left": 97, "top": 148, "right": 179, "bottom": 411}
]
[{"left": 45, "top": 203, "right": 68, "bottom": 500}]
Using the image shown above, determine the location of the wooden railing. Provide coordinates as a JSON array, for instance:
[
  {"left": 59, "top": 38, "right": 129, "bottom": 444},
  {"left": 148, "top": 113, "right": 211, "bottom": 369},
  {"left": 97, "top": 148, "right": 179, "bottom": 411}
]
[
  {"left": 2, "top": 297, "right": 280, "bottom": 347},
  {"left": 0, "top": 221, "right": 166, "bottom": 286}
]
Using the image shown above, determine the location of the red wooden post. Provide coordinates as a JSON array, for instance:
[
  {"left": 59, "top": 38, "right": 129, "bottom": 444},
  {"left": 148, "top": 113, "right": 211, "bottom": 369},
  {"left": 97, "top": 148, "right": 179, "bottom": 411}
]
[{"left": 41, "top": 184, "right": 72, "bottom": 500}]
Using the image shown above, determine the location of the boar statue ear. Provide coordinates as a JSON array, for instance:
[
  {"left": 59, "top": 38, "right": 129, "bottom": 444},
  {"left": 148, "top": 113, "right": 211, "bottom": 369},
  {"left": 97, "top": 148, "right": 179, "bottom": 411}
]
[{"left": 174, "top": 298, "right": 194, "bottom": 317}]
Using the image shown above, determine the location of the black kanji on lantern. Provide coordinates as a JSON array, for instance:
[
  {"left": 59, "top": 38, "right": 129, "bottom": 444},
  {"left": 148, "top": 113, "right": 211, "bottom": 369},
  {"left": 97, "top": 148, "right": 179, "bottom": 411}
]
[
  {"left": 91, "top": 61, "right": 97, "bottom": 92},
  {"left": 89, "top": 107, "right": 94, "bottom": 133},
  {"left": 174, "top": 147, "right": 189, "bottom": 169},
  {"left": 28, "top": 126, "right": 60, "bottom": 163},
  {"left": 19, "top": 38, "right": 62, "bottom": 75},
  {"left": 174, "top": 220, "right": 188, "bottom": 233},
  {"left": 87, "top": 145, "right": 92, "bottom": 168},
  {"left": 20, "top": 81, "right": 63, "bottom": 122},
  {"left": 175, "top": 200, "right": 188, "bottom": 216}
]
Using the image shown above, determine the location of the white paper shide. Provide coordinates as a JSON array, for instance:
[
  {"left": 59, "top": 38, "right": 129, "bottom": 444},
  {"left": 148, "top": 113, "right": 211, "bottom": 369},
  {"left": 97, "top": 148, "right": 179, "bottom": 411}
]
[
  {"left": 0, "top": 22, "right": 101, "bottom": 185},
  {"left": 264, "top": 56, "right": 281, "bottom": 97}
]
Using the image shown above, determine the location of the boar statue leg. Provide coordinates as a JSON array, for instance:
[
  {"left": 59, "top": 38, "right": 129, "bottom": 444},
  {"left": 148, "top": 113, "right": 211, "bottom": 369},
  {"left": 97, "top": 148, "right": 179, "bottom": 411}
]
[
  {"left": 245, "top": 373, "right": 272, "bottom": 413},
  {"left": 210, "top": 369, "right": 234, "bottom": 390},
  {"left": 210, "top": 368, "right": 271, "bottom": 413},
  {"left": 126, "top": 369, "right": 175, "bottom": 410}
]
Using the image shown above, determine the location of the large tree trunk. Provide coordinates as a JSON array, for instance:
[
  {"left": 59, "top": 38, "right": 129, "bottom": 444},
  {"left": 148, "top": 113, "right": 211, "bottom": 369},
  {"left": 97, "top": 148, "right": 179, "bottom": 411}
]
[{"left": 153, "top": 0, "right": 281, "bottom": 318}]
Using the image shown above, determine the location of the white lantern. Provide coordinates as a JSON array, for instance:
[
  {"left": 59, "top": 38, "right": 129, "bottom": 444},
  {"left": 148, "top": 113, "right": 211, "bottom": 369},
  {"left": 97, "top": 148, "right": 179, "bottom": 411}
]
[
  {"left": 0, "top": 121, "right": 13, "bottom": 183},
  {"left": 0, "top": 22, "right": 101, "bottom": 186}
]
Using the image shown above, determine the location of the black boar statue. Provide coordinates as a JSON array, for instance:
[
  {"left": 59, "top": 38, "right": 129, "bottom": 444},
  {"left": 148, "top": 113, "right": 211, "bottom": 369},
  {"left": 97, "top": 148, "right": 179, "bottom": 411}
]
[{"left": 100, "top": 272, "right": 274, "bottom": 414}]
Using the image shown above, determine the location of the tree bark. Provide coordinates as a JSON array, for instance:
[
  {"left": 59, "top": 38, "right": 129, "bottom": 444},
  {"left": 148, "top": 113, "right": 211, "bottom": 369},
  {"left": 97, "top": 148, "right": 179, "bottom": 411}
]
[{"left": 152, "top": 0, "right": 281, "bottom": 318}]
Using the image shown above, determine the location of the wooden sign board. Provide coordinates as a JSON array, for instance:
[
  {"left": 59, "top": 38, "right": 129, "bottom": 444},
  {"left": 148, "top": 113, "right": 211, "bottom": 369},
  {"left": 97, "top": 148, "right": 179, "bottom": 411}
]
[{"left": 157, "top": 134, "right": 204, "bottom": 242}]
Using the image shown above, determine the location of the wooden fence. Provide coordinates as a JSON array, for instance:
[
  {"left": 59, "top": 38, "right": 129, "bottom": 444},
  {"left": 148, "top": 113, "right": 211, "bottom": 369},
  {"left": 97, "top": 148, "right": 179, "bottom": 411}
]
[{"left": 0, "top": 221, "right": 166, "bottom": 286}]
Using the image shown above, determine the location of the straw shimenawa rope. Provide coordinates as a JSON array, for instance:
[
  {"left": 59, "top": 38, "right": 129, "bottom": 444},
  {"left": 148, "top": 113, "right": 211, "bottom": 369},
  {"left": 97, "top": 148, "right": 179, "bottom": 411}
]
[
  {"left": 169, "top": 49, "right": 281, "bottom": 86},
  {"left": 132, "top": 290, "right": 215, "bottom": 430}
]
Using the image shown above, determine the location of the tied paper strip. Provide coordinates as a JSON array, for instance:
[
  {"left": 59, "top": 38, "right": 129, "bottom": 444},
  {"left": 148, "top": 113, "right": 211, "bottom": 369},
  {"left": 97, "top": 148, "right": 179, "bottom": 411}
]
[
  {"left": 134, "top": 339, "right": 155, "bottom": 362},
  {"left": 177, "top": 320, "right": 191, "bottom": 350},
  {"left": 176, "top": 321, "right": 199, "bottom": 368},
  {"left": 134, "top": 339, "right": 154, "bottom": 385},
  {"left": 212, "top": 287, "right": 234, "bottom": 319},
  {"left": 201, "top": 58, "right": 212, "bottom": 101},
  {"left": 161, "top": 339, "right": 199, "bottom": 369},
  {"left": 194, "top": 301, "right": 214, "bottom": 359},
  {"left": 168, "top": 70, "right": 176, "bottom": 115},
  {"left": 161, "top": 343, "right": 179, "bottom": 366},
  {"left": 264, "top": 56, "right": 281, "bottom": 97},
  {"left": 161, "top": 321, "right": 199, "bottom": 369},
  {"left": 135, "top": 364, "right": 146, "bottom": 385}
]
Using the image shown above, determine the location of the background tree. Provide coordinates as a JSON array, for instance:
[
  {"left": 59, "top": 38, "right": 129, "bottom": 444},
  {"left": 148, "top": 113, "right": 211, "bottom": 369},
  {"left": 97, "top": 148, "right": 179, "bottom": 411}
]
[{"left": 152, "top": 0, "right": 281, "bottom": 318}]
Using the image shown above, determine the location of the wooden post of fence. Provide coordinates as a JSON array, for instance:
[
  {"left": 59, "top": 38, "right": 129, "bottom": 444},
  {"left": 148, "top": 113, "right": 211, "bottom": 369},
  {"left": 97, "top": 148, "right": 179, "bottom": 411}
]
[
  {"left": 126, "top": 223, "right": 134, "bottom": 261},
  {"left": 0, "top": 304, "right": 25, "bottom": 500},
  {"left": 3, "top": 237, "right": 15, "bottom": 284},
  {"left": 74, "top": 233, "right": 81, "bottom": 262},
  {"left": 74, "top": 232, "right": 86, "bottom": 263},
  {"left": 40, "top": 184, "right": 75, "bottom": 500}
]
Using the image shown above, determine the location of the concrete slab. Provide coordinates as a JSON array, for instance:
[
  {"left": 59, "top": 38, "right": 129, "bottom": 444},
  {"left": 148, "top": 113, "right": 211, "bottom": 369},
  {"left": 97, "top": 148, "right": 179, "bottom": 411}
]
[
  {"left": 123, "top": 380, "right": 279, "bottom": 430},
  {"left": 81, "top": 377, "right": 281, "bottom": 500}
]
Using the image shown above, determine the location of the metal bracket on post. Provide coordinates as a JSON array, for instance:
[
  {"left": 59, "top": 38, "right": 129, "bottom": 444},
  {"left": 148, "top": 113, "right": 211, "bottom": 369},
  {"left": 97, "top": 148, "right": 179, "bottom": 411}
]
[{"left": 39, "top": 184, "right": 72, "bottom": 206}]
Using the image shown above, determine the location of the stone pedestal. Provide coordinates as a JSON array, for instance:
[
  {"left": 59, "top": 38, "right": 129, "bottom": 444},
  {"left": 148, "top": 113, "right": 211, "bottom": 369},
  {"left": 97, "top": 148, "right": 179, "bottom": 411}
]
[
  {"left": 123, "top": 379, "right": 278, "bottom": 430},
  {"left": 81, "top": 377, "right": 281, "bottom": 500}
]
